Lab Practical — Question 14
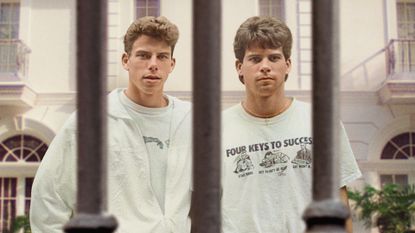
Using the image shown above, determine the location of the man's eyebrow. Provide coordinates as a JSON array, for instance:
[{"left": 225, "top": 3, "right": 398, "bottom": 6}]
[{"left": 134, "top": 50, "right": 151, "bottom": 54}]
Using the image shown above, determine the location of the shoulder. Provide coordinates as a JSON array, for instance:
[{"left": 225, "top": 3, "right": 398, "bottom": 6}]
[
  {"left": 222, "top": 104, "right": 245, "bottom": 131},
  {"left": 63, "top": 112, "right": 77, "bottom": 130},
  {"left": 51, "top": 112, "right": 77, "bottom": 141},
  {"left": 293, "top": 99, "right": 310, "bottom": 110},
  {"left": 289, "top": 99, "right": 311, "bottom": 116},
  {"left": 223, "top": 104, "right": 242, "bottom": 119},
  {"left": 169, "top": 95, "right": 191, "bottom": 111},
  {"left": 168, "top": 96, "right": 192, "bottom": 126},
  {"left": 45, "top": 112, "right": 78, "bottom": 150}
]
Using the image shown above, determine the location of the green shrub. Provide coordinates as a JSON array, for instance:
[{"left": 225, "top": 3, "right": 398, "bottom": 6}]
[
  {"left": 11, "top": 215, "right": 31, "bottom": 233},
  {"left": 348, "top": 184, "right": 415, "bottom": 233}
]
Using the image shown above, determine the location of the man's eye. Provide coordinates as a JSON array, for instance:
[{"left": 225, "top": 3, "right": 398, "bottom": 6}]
[
  {"left": 158, "top": 54, "right": 169, "bottom": 60},
  {"left": 137, "top": 53, "right": 150, "bottom": 59},
  {"left": 269, "top": 56, "right": 280, "bottom": 62},
  {"left": 249, "top": 57, "right": 261, "bottom": 63}
]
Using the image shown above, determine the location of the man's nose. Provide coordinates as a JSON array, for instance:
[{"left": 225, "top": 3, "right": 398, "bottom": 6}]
[
  {"left": 260, "top": 59, "right": 271, "bottom": 73},
  {"left": 148, "top": 56, "right": 158, "bottom": 71}
]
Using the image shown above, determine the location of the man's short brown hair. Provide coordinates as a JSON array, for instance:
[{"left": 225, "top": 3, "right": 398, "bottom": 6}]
[
  {"left": 233, "top": 16, "right": 292, "bottom": 62},
  {"left": 123, "top": 16, "right": 179, "bottom": 56}
]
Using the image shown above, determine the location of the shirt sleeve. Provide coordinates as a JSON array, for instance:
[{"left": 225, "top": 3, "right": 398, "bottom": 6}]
[
  {"left": 339, "top": 122, "right": 362, "bottom": 187},
  {"left": 30, "top": 118, "right": 77, "bottom": 233}
]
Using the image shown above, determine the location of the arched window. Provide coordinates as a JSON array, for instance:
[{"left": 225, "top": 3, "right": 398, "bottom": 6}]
[
  {"left": 380, "top": 132, "right": 415, "bottom": 159},
  {"left": 0, "top": 134, "right": 47, "bottom": 232},
  {"left": 379, "top": 132, "right": 414, "bottom": 187}
]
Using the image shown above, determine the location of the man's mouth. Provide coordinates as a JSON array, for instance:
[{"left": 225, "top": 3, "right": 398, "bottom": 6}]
[
  {"left": 257, "top": 76, "right": 274, "bottom": 81},
  {"left": 143, "top": 75, "right": 161, "bottom": 80}
]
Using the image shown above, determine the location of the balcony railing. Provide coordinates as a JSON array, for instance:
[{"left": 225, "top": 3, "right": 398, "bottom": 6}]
[
  {"left": 386, "top": 39, "right": 415, "bottom": 75},
  {"left": 342, "top": 39, "right": 415, "bottom": 90},
  {"left": 0, "top": 39, "right": 31, "bottom": 82}
]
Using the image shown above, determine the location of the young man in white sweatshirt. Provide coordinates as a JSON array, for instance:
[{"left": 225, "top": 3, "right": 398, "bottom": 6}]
[{"left": 31, "top": 16, "right": 192, "bottom": 233}]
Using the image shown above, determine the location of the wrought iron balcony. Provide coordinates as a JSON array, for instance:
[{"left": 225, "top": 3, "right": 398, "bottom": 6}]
[
  {"left": 387, "top": 39, "right": 415, "bottom": 76},
  {"left": 379, "top": 39, "right": 415, "bottom": 104},
  {"left": 341, "top": 39, "right": 415, "bottom": 104},
  {"left": 0, "top": 39, "right": 35, "bottom": 107},
  {"left": 0, "top": 39, "right": 31, "bottom": 82}
]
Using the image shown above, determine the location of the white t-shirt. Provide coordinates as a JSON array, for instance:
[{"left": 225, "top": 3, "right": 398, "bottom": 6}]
[
  {"left": 120, "top": 91, "right": 173, "bottom": 213},
  {"left": 221, "top": 99, "right": 361, "bottom": 233}
]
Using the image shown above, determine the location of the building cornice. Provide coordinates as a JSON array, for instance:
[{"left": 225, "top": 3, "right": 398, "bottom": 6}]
[
  {"left": 358, "top": 160, "right": 415, "bottom": 171},
  {"left": 378, "top": 80, "right": 415, "bottom": 104},
  {"left": 35, "top": 92, "right": 76, "bottom": 105},
  {"left": 0, "top": 82, "right": 37, "bottom": 107}
]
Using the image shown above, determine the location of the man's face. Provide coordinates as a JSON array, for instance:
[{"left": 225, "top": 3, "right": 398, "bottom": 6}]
[
  {"left": 236, "top": 45, "right": 291, "bottom": 98},
  {"left": 122, "top": 35, "right": 175, "bottom": 95}
]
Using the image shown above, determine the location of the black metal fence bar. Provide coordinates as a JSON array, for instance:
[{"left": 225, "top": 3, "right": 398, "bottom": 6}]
[
  {"left": 64, "top": 1, "right": 117, "bottom": 232},
  {"left": 303, "top": 0, "right": 349, "bottom": 232},
  {"left": 191, "top": 0, "right": 222, "bottom": 232}
]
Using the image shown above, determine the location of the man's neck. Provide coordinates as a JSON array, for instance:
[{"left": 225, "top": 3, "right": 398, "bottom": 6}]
[
  {"left": 125, "top": 88, "right": 167, "bottom": 108},
  {"left": 243, "top": 93, "right": 291, "bottom": 118}
]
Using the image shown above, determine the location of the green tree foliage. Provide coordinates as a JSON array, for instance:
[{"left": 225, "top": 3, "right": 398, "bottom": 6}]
[
  {"left": 11, "top": 215, "right": 31, "bottom": 233},
  {"left": 348, "top": 184, "right": 415, "bottom": 233}
]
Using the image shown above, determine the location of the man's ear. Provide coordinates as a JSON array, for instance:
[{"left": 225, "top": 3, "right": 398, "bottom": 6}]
[
  {"left": 286, "top": 58, "right": 292, "bottom": 72},
  {"left": 235, "top": 59, "right": 242, "bottom": 75},
  {"left": 121, "top": 53, "right": 130, "bottom": 71},
  {"left": 235, "top": 59, "right": 244, "bottom": 84},
  {"left": 284, "top": 58, "right": 292, "bottom": 82},
  {"left": 169, "top": 57, "right": 176, "bottom": 73}
]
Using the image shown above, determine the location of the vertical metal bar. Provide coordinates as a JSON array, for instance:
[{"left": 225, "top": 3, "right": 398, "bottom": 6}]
[
  {"left": 408, "top": 40, "right": 412, "bottom": 71},
  {"left": 64, "top": 1, "right": 117, "bottom": 232},
  {"left": 303, "top": 0, "right": 349, "bottom": 232},
  {"left": 401, "top": 41, "right": 405, "bottom": 72},
  {"left": 191, "top": 0, "right": 221, "bottom": 232}
]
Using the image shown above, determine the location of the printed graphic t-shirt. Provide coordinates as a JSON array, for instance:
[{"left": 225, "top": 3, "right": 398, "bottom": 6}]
[
  {"left": 221, "top": 99, "right": 362, "bottom": 233},
  {"left": 120, "top": 91, "right": 173, "bottom": 214}
]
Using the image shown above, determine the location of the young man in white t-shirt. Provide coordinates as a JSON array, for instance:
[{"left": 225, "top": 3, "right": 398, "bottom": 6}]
[
  {"left": 221, "top": 16, "right": 361, "bottom": 233},
  {"left": 31, "top": 16, "right": 192, "bottom": 233}
]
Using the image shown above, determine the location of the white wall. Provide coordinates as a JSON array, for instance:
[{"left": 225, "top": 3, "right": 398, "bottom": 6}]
[
  {"left": 27, "top": 0, "right": 76, "bottom": 93},
  {"left": 340, "top": 0, "right": 386, "bottom": 73}
]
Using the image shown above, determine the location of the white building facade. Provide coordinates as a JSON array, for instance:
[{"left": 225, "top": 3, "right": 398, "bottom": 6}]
[{"left": 0, "top": 0, "right": 414, "bottom": 232}]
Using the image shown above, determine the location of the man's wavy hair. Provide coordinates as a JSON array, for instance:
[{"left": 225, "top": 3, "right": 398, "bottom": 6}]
[{"left": 123, "top": 16, "right": 179, "bottom": 56}]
